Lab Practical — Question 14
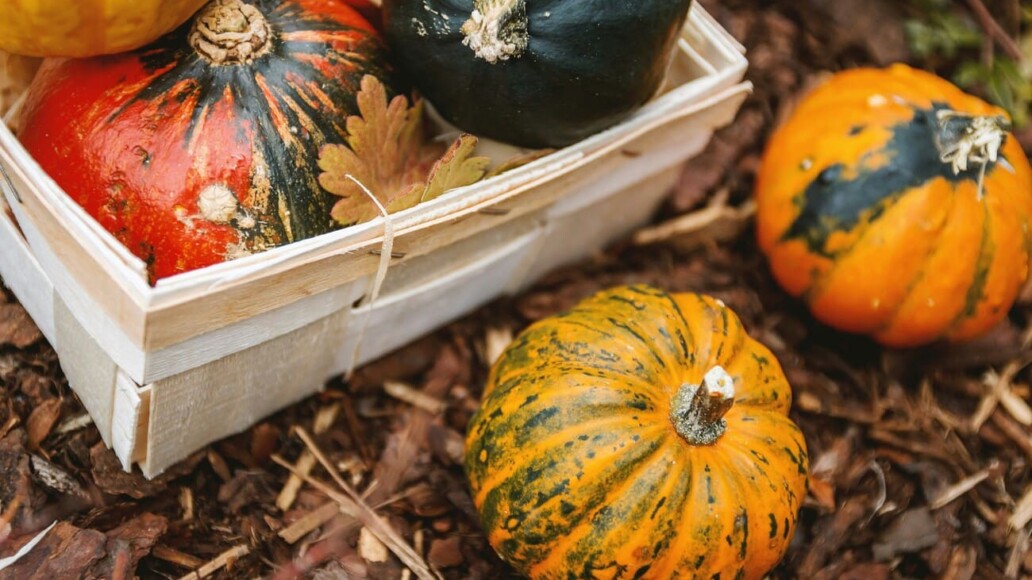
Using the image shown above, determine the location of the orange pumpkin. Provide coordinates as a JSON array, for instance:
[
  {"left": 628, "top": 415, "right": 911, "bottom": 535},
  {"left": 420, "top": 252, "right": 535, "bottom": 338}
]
[
  {"left": 756, "top": 64, "right": 1032, "bottom": 347},
  {"left": 465, "top": 285, "right": 809, "bottom": 579},
  {"left": 0, "top": 0, "right": 208, "bottom": 58}
]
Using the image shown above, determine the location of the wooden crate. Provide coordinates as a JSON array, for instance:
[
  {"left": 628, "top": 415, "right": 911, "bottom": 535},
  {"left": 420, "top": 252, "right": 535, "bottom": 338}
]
[{"left": 0, "top": 6, "right": 750, "bottom": 478}]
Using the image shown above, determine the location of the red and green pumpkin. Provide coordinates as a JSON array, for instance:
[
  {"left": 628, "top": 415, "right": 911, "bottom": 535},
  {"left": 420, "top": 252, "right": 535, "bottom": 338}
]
[
  {"left": 756, "top": 64, "right": 1032, "bottom": 347},
  {"left": 18, "top": 0, "right": 400, "bottom": 282},
  {"left": 466, "top": 285, "right": 809, "bottom": 579}
]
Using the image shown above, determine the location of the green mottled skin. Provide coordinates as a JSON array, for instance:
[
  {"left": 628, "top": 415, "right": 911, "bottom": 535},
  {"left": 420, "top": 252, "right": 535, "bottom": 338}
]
[{"left": 465, "top": 285, "right": 810, "bottom": 579}]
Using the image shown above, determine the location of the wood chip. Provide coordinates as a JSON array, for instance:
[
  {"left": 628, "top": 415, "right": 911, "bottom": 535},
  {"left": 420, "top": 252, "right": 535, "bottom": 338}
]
[
  {"left": 929, "top": 470, "right": 990, "bottom": 510},
  {"left": 179, "top": 487, "right": 194, "bottom": 522},
  {"left": 176, "top": 544, "right": 250, "bottom": 580},
  {"left": 359, "top": 527, "right": 389, "bottom": 563},
  {"left": 989, "top": 412, "right": 1032, "bottom": 461},
  {"left": 54, "top": 413, "right": 93, "bottom": 435},
  {"left": 983, "top": 366, "right": 1032, "bottom": 426},
  {"left": 278, "top": 501, "right": 342, "bottom": 545},
  {"left": 484, "top": 326, "right": 513, "bottom": 365},
  {"left": 25, "top": 398, "right": 61, "bottom": 450},
  {"left": 942, "top": 544, "right": 977, "bottom": 580},
  {"left": 313, "top": 404, "right": 341, "bottom": 435},
  {"left": 0, "top": 303, "right": 42, "bottom": 348},
  {"left": 383, "top": 382, "right": 447, "bottom": 415},
  {"left": 276, "top": 404, "right": 342, "bottom": 512},
  {"left": 206, "top": 450, "right": 232, "bottom": 482},
  {"left": 1006, "top": 527, "right": 1030, "bottom": 579},
  {"left": 30, "top": 454, "right": 88, "bottom": 499},
  {"left": 998, "top": 385, "right": 1032, "bottom": 427},
  {"left": 632, "top": 189, "right": 754, "bottom": 249},
  {"left": 1009, "top": 486, "right": 1032, "bottom": 531},
  {"left": 427, "top": 537, "right": 462, "bottom": 569},
  {"left": 276, "top": 453, "right": 317, "bottom": 512},
  {"left": 250, "top": 423, "right": 280, "bottom": 464}
]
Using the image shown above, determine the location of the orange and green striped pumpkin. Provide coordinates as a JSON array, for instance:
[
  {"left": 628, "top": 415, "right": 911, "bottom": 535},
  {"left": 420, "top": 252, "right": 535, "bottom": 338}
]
[
  {"left": 18, "top": 0, "right": 398, "bottom": 282},
  {"left": 756, "top": 64, "right": 1032, "bottom": 347},
  {"left": 465, "top": 285, "right": 809, "bottom": 579}
]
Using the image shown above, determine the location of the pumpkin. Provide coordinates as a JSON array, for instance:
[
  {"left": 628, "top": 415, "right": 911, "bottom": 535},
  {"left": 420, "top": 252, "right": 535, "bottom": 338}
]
[
  {"left": 0, "top": 0, "right": 209, "bottom": 58},
  {"left": 756, "top": 64, "right": 1032, "bottom": 347},
  {"left": 381, "top": 0, "right": 694, "bottom": 148},
  {"left": 465, "top": 285, "right": 809, "bottom": 579},
  {"left": 18, "top": 0, "right": 400, "bottom": 282}
]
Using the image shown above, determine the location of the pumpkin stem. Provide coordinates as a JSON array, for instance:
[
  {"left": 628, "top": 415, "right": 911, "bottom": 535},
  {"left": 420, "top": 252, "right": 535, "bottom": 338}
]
[
  {"left": 461, "top": 0, "right": 529, "bottom": 64},
  {"left": 670, "top": 366, "right": 735, "bottom": 446},
  {"left": 934, "top": 110, "right": 1010, "bottom": 198},
  {"left": 190, "top": 0, "right": 273, "bottom": 66}
]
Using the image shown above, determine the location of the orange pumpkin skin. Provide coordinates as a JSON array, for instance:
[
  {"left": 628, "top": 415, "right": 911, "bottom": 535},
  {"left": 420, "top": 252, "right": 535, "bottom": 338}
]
[
  {"left": 0, "top": 0, "right": 208, "bottom": 58},
  {"left": 756, "top": 64, "right": 1032, "bottom": 348},
  {"left": 465, "top": 285, "right": 809, "bottom": 580}
]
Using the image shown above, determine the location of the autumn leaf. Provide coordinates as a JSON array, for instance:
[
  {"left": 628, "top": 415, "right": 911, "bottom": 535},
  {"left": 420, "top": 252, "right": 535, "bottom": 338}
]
[
  {"left": 318, "top": 75, "right": 490, "bottom": 226},
  {"left": 416, "top": 134, "right": 492, "bottom": 205},
  {"left": 485, "top": 148, "right": 556, "bottom": 179}
]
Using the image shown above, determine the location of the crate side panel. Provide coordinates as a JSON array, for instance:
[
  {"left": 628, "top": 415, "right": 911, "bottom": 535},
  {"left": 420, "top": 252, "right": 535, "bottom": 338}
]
[
  {"left": 518, "top": 167, "right": 683, "bottom": 292},
  {"left": 141, "top": 278, "right": 368, "bottom": 384},
  {"left": 0, "top": 200, "right": 55, "bottom": 345},
  {"left": 339, "top": 228, "right": 544, "bottom": 373},
  {"left": 142, "top": 307, "right": 350, "bottom": 478},
  {"left": 53, "top": 296, "right": 117, "bottom": 445},
  {"left": 111, "top": 372, "right": 144, "bottom": 470}
]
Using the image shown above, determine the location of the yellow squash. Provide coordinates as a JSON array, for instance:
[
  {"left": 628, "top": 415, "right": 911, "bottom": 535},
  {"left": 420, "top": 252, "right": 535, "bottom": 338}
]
[{"left": 0, "top": 0, "right": 208, "bottom": 57}]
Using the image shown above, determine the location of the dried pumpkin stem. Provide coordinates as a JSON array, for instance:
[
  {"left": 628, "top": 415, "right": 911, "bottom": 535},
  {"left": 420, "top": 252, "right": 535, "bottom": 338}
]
[
  {"left": 190, "top": 0, "right": 273, "bottom": 66},
  {"left": 934, "top": 110, "right": 1010, "bottom": 198},
  {"left": 670, "top": 366, "right": 735, "bottom": 446},
  {"left": 461, "top": 0, "right": 529, "bottom": 64}
]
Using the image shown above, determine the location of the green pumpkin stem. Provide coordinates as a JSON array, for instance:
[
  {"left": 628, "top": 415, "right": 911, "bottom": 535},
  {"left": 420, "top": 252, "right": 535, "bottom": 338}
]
[
  {"left": 461, "top": 0, "right": 529, "bottom": 64},
  {"left": 934, "top": 110, "right": 1010, "bottom": 199},
  {"left": 190, "top": 0, "right": 272, "bottom": 66},
  {"left": 670, "top": 366, "right": 735, "bottom": 446}
]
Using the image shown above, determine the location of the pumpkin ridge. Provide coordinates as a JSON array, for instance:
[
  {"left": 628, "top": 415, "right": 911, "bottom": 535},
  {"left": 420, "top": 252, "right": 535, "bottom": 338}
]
[
  {"left": 638, "top": 444, "right": 700, "bottom": 537},
  {"left": 641, "top": 447, "right": 699, "bottom": 573},
  {"left": 483, "top": 434, "right": 670, "bottom": 571},
  {"left": 709, "top": 312, "right": 748, "bottom": 378},
  {"left": 522, "top": 438, "right": 677, "bottom": 575},
  {"left": 694, "top": 417, "right": 807, "bottom": 576},
  {"left": 470, "top": 415, "right": 663, "bottom": 507},
  {"left": 712, "top": 442, "right": 788, "bottom": 578},
  {"left": 872, "top": 181, "right": 962, "bottom": 337},
  {"left": 650, "top": 456, "right": 731, "bottom": 578},
  {"left": 944, "top": 200, "right": 995, "bottom": 335},
  {"left": 512, "top": 316, "right": 677, "bottom": 391},
  {"left": 800, "top": 180, "right": 941, "bottom": 317},
  {"left": 875, "top": 181, "right": 980, "bottom": 341},
  {"left": 676, "top": 294, "right": 722, "bottom": 370},
  {"left": 720, "top": 344, "right": 792, "bottom": 411},
  {"left": 470, "top": 410, "right": 660, "bottom": 501}
]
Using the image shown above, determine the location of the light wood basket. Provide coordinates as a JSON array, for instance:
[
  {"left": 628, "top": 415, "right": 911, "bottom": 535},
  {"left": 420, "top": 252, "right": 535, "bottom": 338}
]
[{"left": 0, "top": 6, "right": 750, "bottom": 478}]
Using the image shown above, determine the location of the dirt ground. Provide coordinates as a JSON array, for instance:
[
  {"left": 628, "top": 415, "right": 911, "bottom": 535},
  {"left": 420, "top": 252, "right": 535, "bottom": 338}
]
[{"left": 1, "top": 0, "right": 1031, "bottom": 578}]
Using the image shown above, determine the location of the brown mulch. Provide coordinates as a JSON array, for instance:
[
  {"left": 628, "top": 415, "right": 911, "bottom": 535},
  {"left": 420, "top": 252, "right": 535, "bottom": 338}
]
[{"left": 2, "top": 0, "right": 1032, "bottom": 578}]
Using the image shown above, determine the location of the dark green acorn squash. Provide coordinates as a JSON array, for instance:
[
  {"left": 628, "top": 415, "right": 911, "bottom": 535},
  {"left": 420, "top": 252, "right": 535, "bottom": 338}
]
[{"left": 382, "top": 0, "right": 694, "bottom": 148}]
